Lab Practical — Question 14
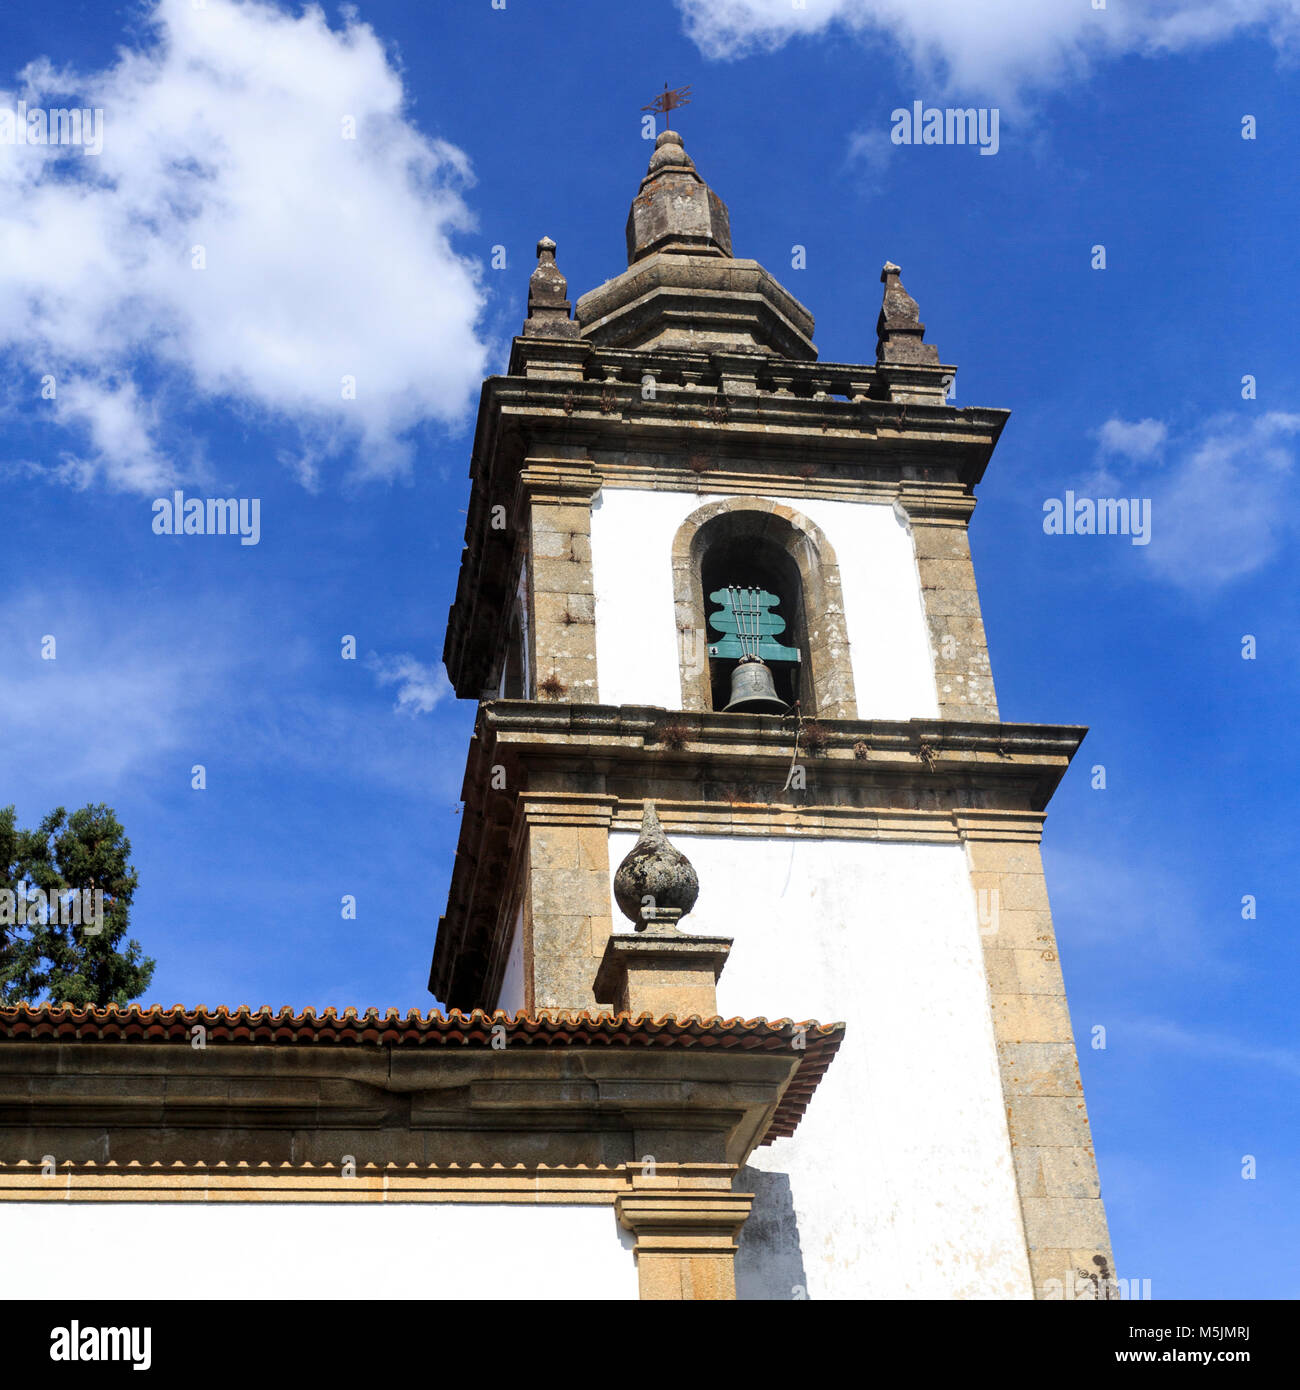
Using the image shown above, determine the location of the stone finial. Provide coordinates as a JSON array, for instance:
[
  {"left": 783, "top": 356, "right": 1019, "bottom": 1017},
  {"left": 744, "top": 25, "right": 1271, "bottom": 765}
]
[
  {"left": 597, "top": 802, "right": 732, "bottom": 1017},
  {"left": 626, "top": 131, "right": 732, "bottom": 265},
  {"left": 646, "top": 128, "right": 694, "bottom": 173},
  {"left": 523, "top": 235, "right": 579, "bottom": 338},
  {"left": 613, "top": 802, "right": 699, "bottom": 934},
  {"left": 876, "top": 261, "right": 940, "bottom": 365}
]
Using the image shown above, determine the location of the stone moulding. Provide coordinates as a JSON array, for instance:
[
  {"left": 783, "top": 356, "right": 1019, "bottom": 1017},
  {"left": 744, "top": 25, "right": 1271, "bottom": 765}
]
[
  {"left": 430, "top": 701, "right": 1087, "bottom": 1009},
  {"left": 576, "top": 254, "right": 817, "bottom": 359},
  {"left": 0, "top": 1160, "right": 732, "bottom": 1204}
]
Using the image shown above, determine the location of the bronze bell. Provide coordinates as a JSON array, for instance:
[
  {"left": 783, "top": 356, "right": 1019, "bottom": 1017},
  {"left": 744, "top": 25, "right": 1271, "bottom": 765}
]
[{"left": 722, "top": 655, "right": 786, "bottom": 714}]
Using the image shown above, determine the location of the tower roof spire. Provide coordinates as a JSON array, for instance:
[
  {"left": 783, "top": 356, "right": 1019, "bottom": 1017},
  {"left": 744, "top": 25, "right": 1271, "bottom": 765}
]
[
  {"left": 572, "top": 131, "right": 815, "bottom": 359},
  {"left": 626, "top": 129, "right": 732, "bottom": 265}
]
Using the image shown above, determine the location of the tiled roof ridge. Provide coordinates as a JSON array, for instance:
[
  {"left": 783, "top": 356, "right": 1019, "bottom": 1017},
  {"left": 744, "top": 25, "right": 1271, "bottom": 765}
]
[{"left": 0, "top": 1002, "right": 841, "bottom": 1037}]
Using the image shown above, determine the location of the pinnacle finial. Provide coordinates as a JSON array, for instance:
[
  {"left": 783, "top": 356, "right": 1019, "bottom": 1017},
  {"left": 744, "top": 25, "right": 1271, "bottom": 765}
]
[
  {"left": 646, "top": 128, "right": 693, "bottom": 175},
  {"left": 523, "top": 235, "right": 578, "bottom": 339},
  {"left": 876, "top": 261, "right": 940, "bottom": 365},
  {"left": 612, "top": 802, "right": 700, "bottom": 934}
]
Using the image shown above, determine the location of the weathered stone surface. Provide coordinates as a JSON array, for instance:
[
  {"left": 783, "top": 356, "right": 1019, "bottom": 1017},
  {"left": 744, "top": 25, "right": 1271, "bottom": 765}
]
[
  {"left": 578, "top": 252, "right": 817, "bottom": 357},
  {"left": 571, "top": 130, "right": 815, "bottom": 357},
  {"left": 523, "top": 236, "right": 580, "bottom": 339},
  {"left": 612, "top": 802, "right": 700, "bottom": 929},
  {"left": 969, "top": 831, "right": 1115, "bottom": 1291},
  {"left": 594, "top": 933, "right": 733, "bottom": 1016},
  {"left": 876, "top": 262, "right": 941, "bottom": 365},
  {"left": 626, "top": 131, "right": 732, "bottom": 262}
]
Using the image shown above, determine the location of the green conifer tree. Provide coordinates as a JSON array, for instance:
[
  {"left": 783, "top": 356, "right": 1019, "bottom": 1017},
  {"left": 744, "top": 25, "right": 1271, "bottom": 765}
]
[{"left": 0, "top": 803, "right": 154, "bottom": 1007}]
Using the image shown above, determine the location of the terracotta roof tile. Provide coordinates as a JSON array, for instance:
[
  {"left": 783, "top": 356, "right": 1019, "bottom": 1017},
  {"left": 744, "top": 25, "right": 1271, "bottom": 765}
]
[{"left": 0, "top": 1004, "right": 843, "bottom": 1146}]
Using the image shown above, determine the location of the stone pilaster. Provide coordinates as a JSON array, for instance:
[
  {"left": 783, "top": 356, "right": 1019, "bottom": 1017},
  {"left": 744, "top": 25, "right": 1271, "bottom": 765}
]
[
  {"left": 516, "top": 459, "right": 601, "bottom": 703},
  {"left": 616, "top": 1177, "right": 754, "bottom": 1301},
  {"left": 900, "top": 488, "right": 1000, "bottom": 721},
  {"left": 957, "top": 810, "right": 1116, "bottom": 1299},
  {"left": 521, "top": 792, "right": 617, "bottom": 1011}
]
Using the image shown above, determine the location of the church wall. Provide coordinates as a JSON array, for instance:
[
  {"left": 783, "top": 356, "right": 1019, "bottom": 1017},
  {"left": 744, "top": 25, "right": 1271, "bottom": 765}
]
[
  {"left": 588, "top": 488, "right": 939, "bottom": 718},
  {"left": 0, "top": 1201, "right": 639, "bottom": 1300},
  {"left": 497, "top": 903, "right": 526, "bottom": 1015},
  {"left": 606, "top": 829, "right": 1034, "bottom": 1300}
]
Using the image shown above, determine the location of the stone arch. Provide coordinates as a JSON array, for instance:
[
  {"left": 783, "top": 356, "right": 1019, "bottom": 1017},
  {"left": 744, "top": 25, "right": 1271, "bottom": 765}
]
[{"left": 671, "top": 497, "right": 857, "bottom": 718}]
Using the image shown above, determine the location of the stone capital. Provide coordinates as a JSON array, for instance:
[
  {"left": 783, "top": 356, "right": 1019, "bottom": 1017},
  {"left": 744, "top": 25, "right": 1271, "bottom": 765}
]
[{"left": 616, "top": 1187, "right": 755, "bottom": 1300}]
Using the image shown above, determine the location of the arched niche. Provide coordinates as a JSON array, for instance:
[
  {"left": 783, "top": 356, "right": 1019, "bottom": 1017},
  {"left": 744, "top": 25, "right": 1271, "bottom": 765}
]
[{"left": 671, "top": 497, "right": 858, "bottom": 718}]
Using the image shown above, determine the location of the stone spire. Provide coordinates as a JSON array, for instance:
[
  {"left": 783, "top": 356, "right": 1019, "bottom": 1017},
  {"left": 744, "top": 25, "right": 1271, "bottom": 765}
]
[
  {"left": 523, "top": 236, "right": 579, "bottom": 338},
  {"left": 876, "top": 262, "right": 940, "bottom": 365},
  {"left": 613, "top": 802, "right": 699, "bottom": 934},
  {"left": 576, "top": 133, "right": 814, "bottom": 357},
  {"left": 626, "top": 130, "right": 732, "bottom": 265}
]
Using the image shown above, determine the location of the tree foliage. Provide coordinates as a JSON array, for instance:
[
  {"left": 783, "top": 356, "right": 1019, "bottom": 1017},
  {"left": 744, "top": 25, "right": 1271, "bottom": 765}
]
[{"left": 0, "top": 803, "right": 154, "bottom": 1007}]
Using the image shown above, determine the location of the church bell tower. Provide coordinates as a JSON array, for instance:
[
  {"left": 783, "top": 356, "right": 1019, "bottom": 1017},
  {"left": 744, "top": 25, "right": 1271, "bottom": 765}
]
[{"left": 432, "top": 130, "right": 1115, "bottom": 1300}]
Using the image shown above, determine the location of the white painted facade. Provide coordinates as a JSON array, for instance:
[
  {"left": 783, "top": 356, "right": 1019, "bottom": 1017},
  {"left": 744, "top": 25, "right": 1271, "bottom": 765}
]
[
  {"left": 588, "top": 488, "right": 939, "bottom": 718},
  {"left": 0, "top": 1202, "right": 638, "bottom": 1300},
  {"left": 606, "top": 830, "right": 1034, "bottom": 1300},
  {"left": 497, "top": 903, "right": 526, "bottom": 1015}
]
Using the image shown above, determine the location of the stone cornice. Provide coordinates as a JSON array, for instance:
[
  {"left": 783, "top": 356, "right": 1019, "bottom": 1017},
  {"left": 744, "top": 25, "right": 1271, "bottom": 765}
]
[
  {"left": 486, "top": 374, "right": 1006, "bottom": 481},
  {"left": 0, "top": 1020, "right": 842, "bottom": 1172},
  {"left": 472, "top": 701, "right": 1085, "bottom": 807},
  {"left": 476, "top": 348, "right": 1006, "bottom": 485}
]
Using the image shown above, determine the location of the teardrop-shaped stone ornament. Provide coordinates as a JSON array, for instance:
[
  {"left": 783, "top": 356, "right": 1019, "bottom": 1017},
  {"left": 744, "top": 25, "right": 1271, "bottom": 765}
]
[{"left": 613, "top": 802, "right": 699, "bottom": 933}]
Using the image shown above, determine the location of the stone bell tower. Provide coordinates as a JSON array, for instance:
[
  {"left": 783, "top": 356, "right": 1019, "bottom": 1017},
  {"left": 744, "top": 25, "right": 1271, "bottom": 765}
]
[{"left": 432, "top": 130, "right": 1115, "bottom": 1300}]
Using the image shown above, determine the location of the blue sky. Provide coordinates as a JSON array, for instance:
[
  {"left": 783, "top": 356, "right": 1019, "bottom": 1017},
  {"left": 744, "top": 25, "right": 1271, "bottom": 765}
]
[{"left": 1, "top": 0, "right": 1296, "bottom": 1298}]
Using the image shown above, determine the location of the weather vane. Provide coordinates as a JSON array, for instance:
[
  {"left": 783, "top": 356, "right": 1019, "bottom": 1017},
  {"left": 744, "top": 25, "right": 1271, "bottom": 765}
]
[{"left": 642, "top": 81, "right": 692, "bottom": 130}]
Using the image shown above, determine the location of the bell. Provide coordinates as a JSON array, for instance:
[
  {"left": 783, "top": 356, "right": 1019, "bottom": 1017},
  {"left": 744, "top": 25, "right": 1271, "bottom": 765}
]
[{"left": 722, "top": 655, "right": 786, "bottom": 714}]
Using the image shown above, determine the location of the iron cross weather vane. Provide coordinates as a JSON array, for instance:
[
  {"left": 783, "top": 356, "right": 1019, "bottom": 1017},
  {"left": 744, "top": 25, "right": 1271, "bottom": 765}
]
[{"left": 642, "top": 82, "right": 692, "bottom": 130}]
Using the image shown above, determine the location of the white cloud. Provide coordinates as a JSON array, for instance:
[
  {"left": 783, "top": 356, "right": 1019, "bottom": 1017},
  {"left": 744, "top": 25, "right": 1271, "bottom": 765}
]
[
  {"left": 0, "top": 0, "right": 490, "bottom": 492},
  {"left": 0, "top": 587, "right": 225, "bottom": 788},
  {"left": 1097, "top": 417, "right": 1167, "bottom": 463},
  {"left": 677, "top": 0, "right": 1300, "bottom": 100},
  {"left": 845, "top": 126, "right": 893, "bottom": 185},
  {"left": 367, "top": 652, "right": 451, "bottom": 716},
  {"left": 1126, "top": 1017, "right": 1300, "bottom": 1078},
  {"left": 1088, "top": 412, "right": 1299, "bottom": 589},
  {"left": 1148, "top": 412, "right": 1298, "bottom": 588},
  {"left": 0, "top": 586, "right": 467, "bottom": 802}
]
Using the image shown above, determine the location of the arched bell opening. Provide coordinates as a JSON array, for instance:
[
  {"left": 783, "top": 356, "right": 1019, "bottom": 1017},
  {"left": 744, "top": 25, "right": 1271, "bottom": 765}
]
[
  {"left": 699, "top": 534, "right": 808, "bottom": 713},
  {"left": 672, "top": 498, "right": 858, "bottom": 720}
]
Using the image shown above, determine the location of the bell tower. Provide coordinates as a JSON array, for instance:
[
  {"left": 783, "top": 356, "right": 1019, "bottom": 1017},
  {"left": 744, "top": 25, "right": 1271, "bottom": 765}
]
[{"left": 433, "top": 131, "right": 1115, "bottom": 1300}]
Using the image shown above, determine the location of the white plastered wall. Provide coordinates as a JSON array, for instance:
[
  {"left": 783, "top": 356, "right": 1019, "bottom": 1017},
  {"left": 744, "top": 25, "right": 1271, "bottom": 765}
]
[
  {"left": 497, "top": 903, "right": 526, "bottom": 1015},
  {"left": 606, "top": 830, "right": 1033, "bottom": 1301},
  {"left": 0, "top": 1202, "right": 638, "bottom": 1300},
  {"left": 588, "top": 488, "right": 938, "bottom": 718}
]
